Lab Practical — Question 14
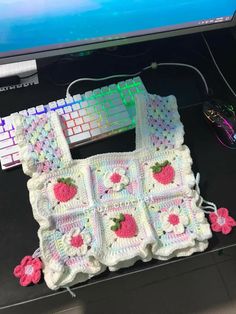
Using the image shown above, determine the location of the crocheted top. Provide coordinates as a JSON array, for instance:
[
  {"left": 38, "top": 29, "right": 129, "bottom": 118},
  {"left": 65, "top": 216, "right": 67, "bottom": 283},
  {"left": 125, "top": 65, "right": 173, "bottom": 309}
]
[{"left": 12, "top": 93, "right": 212, "bottom": 290}]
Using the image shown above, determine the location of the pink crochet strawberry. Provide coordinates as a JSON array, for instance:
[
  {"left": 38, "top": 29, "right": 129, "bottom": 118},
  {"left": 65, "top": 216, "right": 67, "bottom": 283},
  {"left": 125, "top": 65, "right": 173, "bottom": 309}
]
[
  {"left": 111, "top": 213, "right": 137, "bottom": 238},
  {"left": 151, "top": 160, "right": 175, "bottom": 185},
  {"left": 53, "top": 178, "right": 77, "bottom": 202}
]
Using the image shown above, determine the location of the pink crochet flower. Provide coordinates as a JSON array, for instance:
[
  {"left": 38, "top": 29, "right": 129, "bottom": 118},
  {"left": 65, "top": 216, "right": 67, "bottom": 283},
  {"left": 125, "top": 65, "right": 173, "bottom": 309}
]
[
  {"left": 209, "top": 208, "right": 236, "bottom": 235},
  {"left": 13, "top": 256, "right": 42, "bottom": 286}
]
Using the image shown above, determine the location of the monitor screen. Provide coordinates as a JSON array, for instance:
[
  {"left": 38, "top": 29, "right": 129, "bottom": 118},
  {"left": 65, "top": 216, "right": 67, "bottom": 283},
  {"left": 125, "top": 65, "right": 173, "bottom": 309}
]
[{"left": 0, "top": 0, "right": 235, "bottom": 62}]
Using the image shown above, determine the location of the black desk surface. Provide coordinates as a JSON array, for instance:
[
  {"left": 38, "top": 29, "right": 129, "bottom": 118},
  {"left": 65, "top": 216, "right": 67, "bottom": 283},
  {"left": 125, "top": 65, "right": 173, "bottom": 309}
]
[{"left": 1, "top": 28, "right": 236, "bottom": 311}]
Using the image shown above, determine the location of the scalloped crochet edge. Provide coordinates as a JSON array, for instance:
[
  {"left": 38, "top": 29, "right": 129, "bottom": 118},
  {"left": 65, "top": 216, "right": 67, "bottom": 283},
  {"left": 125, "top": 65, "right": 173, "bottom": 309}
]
[{"left": 152, "top": 191, "right": 212, "bottom": 259}]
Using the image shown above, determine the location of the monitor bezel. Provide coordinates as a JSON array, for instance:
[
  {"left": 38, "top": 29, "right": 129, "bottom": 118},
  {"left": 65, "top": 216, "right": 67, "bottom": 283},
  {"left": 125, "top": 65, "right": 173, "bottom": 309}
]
[{"left": 0, "top": 12, "right": 235, "bottom": 65}]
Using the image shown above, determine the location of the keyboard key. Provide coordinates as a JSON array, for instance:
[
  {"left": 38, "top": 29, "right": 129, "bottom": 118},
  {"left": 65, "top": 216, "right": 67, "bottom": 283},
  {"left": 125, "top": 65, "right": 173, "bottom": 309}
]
[
  {"left": 130, "top": 87, "right": 138, "bottom": 94},
  {"left": 36, "top": 105, "right": 46, "bottom": 113},
  {"left": 72, "top": 103, "right": 80, "bottom": 111},
  {"left": 79, "top": 109, "right": 86, "bottom": 116},
  {"left": 13, "top": 152, "right": 20, "bottom": 162},
  {"left": 73, "top": 126, "right": 81, "bottom": 134},
  {"left": 137, "top": 85, "right": 146, "bottom": 92},
  {"left": 104, "top": 102, "right": 113, "bottom": 109},
  {"left": 19, "top": 110, "right": 28, "bottom": 116},
  {"left": 0, "top": 132, "right": 10, "bottom": 141},
  {"left": 62, "top": 114, "right": 70, "bottom": 121},
  {"left": 1, "top": 155, "right": 13, "bottom": 166},
  {"left": 68, "top": 131, "right": 91, "bottom": 144},
  {"left": 93, "top": 89, "right": 101, "bottom": 96},
  {"left": 101, "top": 86, "right": 109, "bottom": 94},
  {"left": 4, "top": 124, "right": 13, "bottom": 131},
  {"left": 57, "top": 99, "right": 66, "bottom": 107},
  {"left": 107, "top": 111, "right": 130, "bottom": 124},
  {"left": 124, "top": 96, "right": 132, "bottom": 104},
  {"left": 0, "top": 138, "right": 14, "bottom": 150},
  {"left": 84, "top": 91, "right": 93, "bottom": 98},
  {"left": 0, "top": 144, "right": 18, "bottom": 157},
  {"left": 64, "top": 129, "right": 73, "bottom": 137},
  {"left": 27, "top": 107, "right": 36, "bottom": 115},
  {"left": 83, "top": 115, "right": 92, "bottom": 122},
  {"left": 107, "top": 105, "right": 125, "bottom": 115},
  {"left": 2, "top": 116, "right": 12, "bottom": 125},
  {"left": 118, "top": 81, "right": 126, "bottom": 89},
  {"left": 101, "top": 125, "right": 115, "bottom": 133},
  {"left": 65, "top": 96, "right": 74, "bottom": 104},
  {"left": 66, "top": 120, "right": 75, "bottom": 128},
  {"left": 10, "top": 130, "right": 15, "bottom": 138},
  {"left": 48, "top": 101, "right": 57, "bottom": 109},
  {"left": 81, "top": 123, "right": 90, "bottom": 131},
  {"left": 111, "top": 97, "right": 123, "bottom": 106},
  {"left": 80, "top": 101, "right": 88, "bottom": 108},
  {"left": 112, "top": 118, "right": 132, "bottom": 129},
  {"left": 75, "top": 117, "right": 83, "bottom": 125},
  {"left": 70, "top": 111, "right": 79, "bottom": 119},
  {"left": 88, "top": 99, "right": 97, "bottom": 107},
  {"left": 55, "top": 108, "right": 64, "bottom": 115},
  {"left": 86, "top": 107, "right": 95, "bottom": 115},
  {"left": 133, "top": 77, "right": 143, "bottom": 84},
  {"left": 109, "top": 84, "right": 117, "bottom": 91},
  {"left": 91, "top": 128, "right": 101, "bottom": 136},
  {"left": 64, "top": 106, "right": 72, "bottom": 113},
  {"left": 90, "top": 121, "right": 99, "bottom": 129},
  {"left": 83, "top": 114, "right": 95, "bottom": 123},
  {"left": 74, "top": 94, "right": 82, "bottom": 101},
  {"left": 99, "top": 111, "right": 109, "bottom": 121},
  {"left": 106, "top": 94, "right": 116, "bottom": 101},
  {"left": 126, "top": 79, "right": 134, "bottom": 86}
]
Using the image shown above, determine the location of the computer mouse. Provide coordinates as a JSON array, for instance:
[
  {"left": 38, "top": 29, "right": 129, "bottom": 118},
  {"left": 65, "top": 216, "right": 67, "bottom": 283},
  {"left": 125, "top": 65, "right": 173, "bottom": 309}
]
[{"left": 203, "top": 99, "right": 236, "bottom": 148}]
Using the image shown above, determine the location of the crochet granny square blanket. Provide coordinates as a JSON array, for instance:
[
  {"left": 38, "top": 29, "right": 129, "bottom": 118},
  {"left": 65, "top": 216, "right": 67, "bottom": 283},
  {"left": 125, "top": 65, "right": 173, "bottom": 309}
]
[{"left": 12, "top": 93, "right": 212, "bottom": 290}]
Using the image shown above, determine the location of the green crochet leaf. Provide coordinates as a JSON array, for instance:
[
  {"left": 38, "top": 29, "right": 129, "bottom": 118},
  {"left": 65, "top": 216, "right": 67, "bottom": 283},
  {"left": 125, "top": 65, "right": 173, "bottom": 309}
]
[
  {"left": 57, "top": 177, "right": 75, "bottom": 186},
  {"left": 151, "top": 160, "right": 170, "bottom": 173},
  {"left": 161, "top": 160, "right": 170, "bottom": 167},
  {"left": 111, "top": 222, "right": 120, "bottom": 231},
  {"left": 151, "top": 163, "right": 162, "bottom": 173},
  {"left": 119, "top": 213, "right": 125, "bottom": 221}
]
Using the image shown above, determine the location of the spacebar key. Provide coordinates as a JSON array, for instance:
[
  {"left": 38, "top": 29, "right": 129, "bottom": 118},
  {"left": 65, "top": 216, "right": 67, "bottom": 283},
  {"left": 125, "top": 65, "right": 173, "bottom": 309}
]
[
  {"left": 0, "top": 144, "right": 18, "bottom": 157},
  {"left": 68, "top": 131, "right": 91, "bottom": 144}
]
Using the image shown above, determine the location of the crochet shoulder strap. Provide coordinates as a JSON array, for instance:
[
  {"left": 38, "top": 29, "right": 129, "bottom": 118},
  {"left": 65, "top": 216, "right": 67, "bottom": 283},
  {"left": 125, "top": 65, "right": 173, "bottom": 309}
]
[
  {"left": 135, "top": 93, "right": 184, "bottom": 150},
  {"left": 12, "top": 112, "right": 72, "bottom": 177}
]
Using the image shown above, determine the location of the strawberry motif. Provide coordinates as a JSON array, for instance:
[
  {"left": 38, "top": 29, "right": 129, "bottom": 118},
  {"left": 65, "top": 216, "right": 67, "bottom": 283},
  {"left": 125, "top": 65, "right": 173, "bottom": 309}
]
[
  {"left": 111, "top": 213, "right": 137, "bottom": 238},
  {"left": 151, "top": 160, "right": 175, "bottom": 185},
  {"left": 53, "top": 178, "right": 77, "bottom": 202}
]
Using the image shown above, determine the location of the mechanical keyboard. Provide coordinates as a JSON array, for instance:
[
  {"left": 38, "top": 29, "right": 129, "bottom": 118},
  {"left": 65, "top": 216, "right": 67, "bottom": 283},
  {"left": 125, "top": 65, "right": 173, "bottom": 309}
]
[{"left": 0, "top": 76, "right": 146, "bottom": 170}]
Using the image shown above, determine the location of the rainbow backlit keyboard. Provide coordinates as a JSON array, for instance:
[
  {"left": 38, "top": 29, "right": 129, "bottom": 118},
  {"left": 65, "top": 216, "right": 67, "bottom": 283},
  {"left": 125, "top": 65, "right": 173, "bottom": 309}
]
[{"left": 0, "top": 76, "right": 146, "bottom": 170}]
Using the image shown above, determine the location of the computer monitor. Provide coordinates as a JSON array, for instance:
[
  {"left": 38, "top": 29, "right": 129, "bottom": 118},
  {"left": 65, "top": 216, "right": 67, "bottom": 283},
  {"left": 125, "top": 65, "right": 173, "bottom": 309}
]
[{"left": 0, "top": 0, "right": 235, "bottom": 64}]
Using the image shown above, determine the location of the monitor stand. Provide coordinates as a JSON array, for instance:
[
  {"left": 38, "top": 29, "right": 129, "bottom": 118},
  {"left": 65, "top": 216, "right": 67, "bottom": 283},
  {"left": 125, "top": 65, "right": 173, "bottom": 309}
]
[{"left": 0, "top": 60, "right": 39, "bottom": 92}]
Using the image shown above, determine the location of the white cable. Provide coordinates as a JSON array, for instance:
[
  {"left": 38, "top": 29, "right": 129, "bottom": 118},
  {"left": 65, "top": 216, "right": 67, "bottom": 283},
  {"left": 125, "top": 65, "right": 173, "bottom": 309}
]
[
  {"left": 155, "top": 62, "right": 209, "bottom": 95},
  {"left": 65, "top": 64, "right": 152, "bottom": 98},
  {"left": 32, "top": 248, "right": 41, "bottom": 258},
  {"left": 202, "top": 32, "right": 236, "bottom": 98},
  {"left": 66, "top": 61, "right": 209, "bottom": 97}
]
